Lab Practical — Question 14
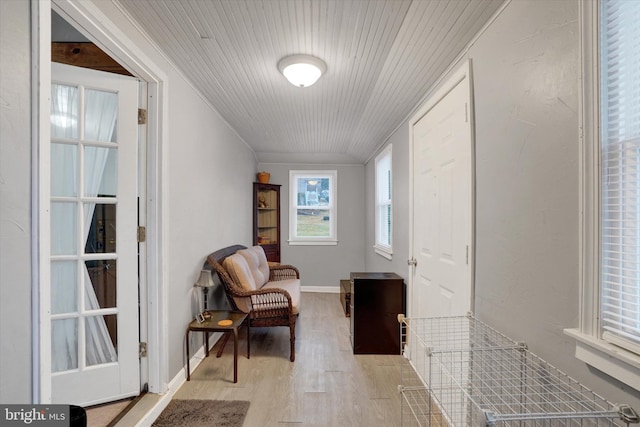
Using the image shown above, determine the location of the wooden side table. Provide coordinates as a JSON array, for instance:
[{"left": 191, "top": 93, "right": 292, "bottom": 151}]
[{"left": 185, "top": 310, "right": 248, "bottom": 383}]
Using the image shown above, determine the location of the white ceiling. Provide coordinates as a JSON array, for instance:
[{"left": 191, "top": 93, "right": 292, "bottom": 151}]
[{"left": 115, "top": 0, "right": 505, "bottom": 164}]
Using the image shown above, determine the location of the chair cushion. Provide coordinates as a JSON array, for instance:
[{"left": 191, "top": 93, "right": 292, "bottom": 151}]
[
  {"left": 262, "top": 279, "right": 301, "bottom": 315},
  {"left": 237, "top": 246, "right": 270, "bottom": 288},
  {"left": 223, "top": 253, "right": 257, "bottom": 291},
  {"left": 232, "top": 295, "right": 252, "bottom": 314}
]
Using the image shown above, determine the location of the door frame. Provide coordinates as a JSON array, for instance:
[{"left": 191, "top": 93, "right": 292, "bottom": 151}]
[
  {"left": 407, "top": 60, "right": 476, "bottom": 318},
  {"left": 33, "top": 0, "right": 169, "bottom": 403}
]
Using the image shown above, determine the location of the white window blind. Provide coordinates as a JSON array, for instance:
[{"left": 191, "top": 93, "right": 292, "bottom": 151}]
[
  {"left": 375, "top": 146, "right": 392, "bottom": 252},
  {"left": 600, "top": 0, "right": 640, "bottom": 352}
]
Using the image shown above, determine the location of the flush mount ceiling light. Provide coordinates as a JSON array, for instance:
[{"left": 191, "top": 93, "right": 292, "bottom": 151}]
[{"left": 278, "top": 54, "right": 327, "bottom": 88}]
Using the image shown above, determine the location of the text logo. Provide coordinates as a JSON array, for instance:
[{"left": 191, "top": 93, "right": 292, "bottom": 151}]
[{"left": 1, "top": 405, "right": 71, "bottom": 426}]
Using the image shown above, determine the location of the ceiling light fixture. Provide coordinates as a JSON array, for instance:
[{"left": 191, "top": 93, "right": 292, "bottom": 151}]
[{"left": 278, "top": 54, "right": 327, "bottom": 88}]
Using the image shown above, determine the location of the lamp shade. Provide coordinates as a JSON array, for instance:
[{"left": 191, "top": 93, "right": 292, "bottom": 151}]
[
  {"left": 278, "top": 54, "right": 326, "bottom": 87},
  {"left": 194, "top": 269, "right": 214, "bottom": 288}
]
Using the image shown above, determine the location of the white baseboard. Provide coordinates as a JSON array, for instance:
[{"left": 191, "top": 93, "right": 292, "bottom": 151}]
[
  {"left": 134, "top": 332, "right": 223, "bottom": 426},
  {"left": 302, "top": 286, "right": 340, "bottom": 293}
]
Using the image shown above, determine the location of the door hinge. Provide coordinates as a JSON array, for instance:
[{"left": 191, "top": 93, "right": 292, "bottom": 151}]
[
  {"left": 137, "top": 226, "right": 146, "bottom": 243},
  {"left": 139, "top": 342, "right": 147, "bottom": 358},
  {"left": 408, "top": 258, "right": 417, "bottom": 267},
  {"left": 138, "top": 108, "right": 147, "bottom": 125}
]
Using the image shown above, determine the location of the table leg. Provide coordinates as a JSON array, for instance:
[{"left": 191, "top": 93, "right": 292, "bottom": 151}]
[
  {"left": 246, "top": 321, "right": 250, "bottom": 359},
  {"left": 216, "top": 333, "right": 231, "bottom": 358},
  {"left": 233, "top": 328, "right": 238, "bottom": 383},
  {"left": 186, "top": 329, "right": 191, "bottom": 381},
  {"left": 205, "top": 330, "right": 210, "bottom": 357}
]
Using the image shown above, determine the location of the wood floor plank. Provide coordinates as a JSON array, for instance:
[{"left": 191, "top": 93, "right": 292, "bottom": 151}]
[{"left": 176, "top": 292, "right": 403, "bottom": 426}]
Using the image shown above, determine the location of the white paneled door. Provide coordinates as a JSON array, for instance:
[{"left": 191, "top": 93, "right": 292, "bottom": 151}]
[
  {"left": 50, "top": 63, "right": 140, "bottom": 405},
  {"left": 410, "top": 64, "right": 473, "bottom": 319}
]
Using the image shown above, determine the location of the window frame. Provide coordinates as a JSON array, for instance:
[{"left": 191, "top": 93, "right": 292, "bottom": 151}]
[
  {"left": 564, "top": 0, "right": 640, "bottom": 391},
  {"left": 288, "top": 170, "right": 338, "bottom": 246},
  {"left": 374, "top": 145, "right": 393, "bottom": 259}
]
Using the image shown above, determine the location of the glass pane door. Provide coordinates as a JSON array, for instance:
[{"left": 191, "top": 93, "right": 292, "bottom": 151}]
[
  {"left": 51, "top": 62, "right": 139, "bottom": 406},
  {"left": 50, "top": 83, "right": 119, "bottom": 372}
]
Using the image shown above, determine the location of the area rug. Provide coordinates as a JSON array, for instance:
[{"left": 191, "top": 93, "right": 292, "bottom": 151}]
[{"left": 152, "top": 399, "right": 250, "bottom": 427}]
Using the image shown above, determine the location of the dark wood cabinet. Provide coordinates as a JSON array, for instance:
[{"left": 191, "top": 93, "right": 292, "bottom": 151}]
[
  {"left": 253, "top": 182, "right": 281, "bottom": 263},
  {"left": 350, "top": 272, "right": 405, "bottom": 354},
  {"left": 340, "top": 279, "right": 351, "bottom": 317}
]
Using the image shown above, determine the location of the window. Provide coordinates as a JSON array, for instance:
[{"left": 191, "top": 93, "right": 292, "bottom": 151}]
[
  {"left": 566, "top": 0, "right": 640, "bottom": 390},
  {"left": 600, "top": 0, "right": 640, "bottom": 354},
  {"left": 289, "top": 170, "right": 337, "bottom": 245},
  {"left": 374, "top": 145, "right": 392, "bottom": 259}
]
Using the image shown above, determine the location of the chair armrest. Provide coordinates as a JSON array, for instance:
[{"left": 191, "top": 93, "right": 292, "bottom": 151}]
[
  {"left": 269, "top": 264, "right": 300, "bottom": 280},
  {"left": 247, "top": 287, "right": 293, "bottom": 318}
]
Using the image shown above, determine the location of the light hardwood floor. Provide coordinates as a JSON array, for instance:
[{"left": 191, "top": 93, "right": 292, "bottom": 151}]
[{"left": 172, "top": 292, "right": 403, "bottom": 427}]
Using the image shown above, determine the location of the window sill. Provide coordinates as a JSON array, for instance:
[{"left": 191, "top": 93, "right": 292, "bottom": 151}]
[
  {"left": 374, "top": 245, "right": 393, "bottom": 260},
  {"left": 564, "top": 328, "right": 640, "bottom": 391},
  {"left": 288, "top": 240, "right": 338, "bottom": 246}
]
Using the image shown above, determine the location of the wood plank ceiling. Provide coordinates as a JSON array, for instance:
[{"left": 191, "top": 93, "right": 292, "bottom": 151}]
[{"left": 115, "top": 0, "right": 504, "bottom": 164}]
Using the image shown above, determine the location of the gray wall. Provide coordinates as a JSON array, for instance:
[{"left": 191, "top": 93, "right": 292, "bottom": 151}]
[
  {"left": 0, "top": 0, "right": 33, "bottom": 404},
  {"left": 258, "top": 163, "right": 365, "bottom": 287},
  {"left": 164, "top": 73, "right": 256, "bottom": 375},
  {"left": 365, "top": 0, "right": 640, "bottom": 409},
  {"left": 471, "top": 0, "right": 580, "bottom": 374}
]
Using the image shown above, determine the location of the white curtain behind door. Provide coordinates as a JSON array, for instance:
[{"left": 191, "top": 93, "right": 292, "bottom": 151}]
[{"left": 51, "top": 83, "right": 118, "bottom": 371}]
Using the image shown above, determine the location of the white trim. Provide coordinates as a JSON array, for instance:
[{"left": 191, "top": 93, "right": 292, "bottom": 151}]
[
  {"left": 576, "top": 0, "right": 601, "bottom": 339},
  {"left": 145, "top": 80, "right": 170, "bottom": 395},
  {"left": 565, "top": 329, "right": 640, "bottom": 390},
  {"left": 374, "top": 245, "right": 393, "bottom": 260},
  {"left": 408, "top": 89, "right": 416, "bottom": 318},
  {"left": 302, "top": 286, "right": 340, "bottom": 294},
  {"left": 32, "top": 0, "right": 52, "bottom": 404},
  {"left": 137, "top": 81, "right": 149, "bottom": 389},
  {"left": 132, "top": 377, "right": 175, "bottom": 427}
]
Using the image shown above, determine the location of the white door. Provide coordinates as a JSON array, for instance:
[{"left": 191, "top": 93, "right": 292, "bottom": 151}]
[
  {"left": 410, "top": 64, "right": 473, "bottom": 319},
  {"left": 50, "top": 63, "right": 140, "bottom": 405}
]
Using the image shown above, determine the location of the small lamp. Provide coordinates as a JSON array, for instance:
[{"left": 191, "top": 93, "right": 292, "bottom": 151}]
[{"left": 194, "top": 269, "right": 214, "bottom": 312}]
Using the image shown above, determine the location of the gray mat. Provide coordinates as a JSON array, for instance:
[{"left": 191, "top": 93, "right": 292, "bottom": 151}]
[{"left": 152, "top": 399, "right": 250, "bottom": 427}]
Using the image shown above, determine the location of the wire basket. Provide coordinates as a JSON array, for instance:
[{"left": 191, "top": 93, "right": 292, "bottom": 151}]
[{"left": 399, "top": 315, "right": 639, "bottom": 426}]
